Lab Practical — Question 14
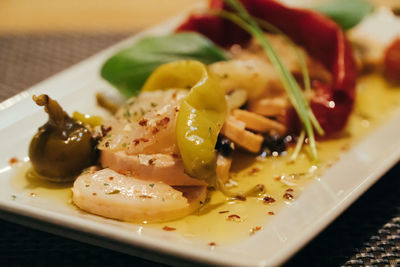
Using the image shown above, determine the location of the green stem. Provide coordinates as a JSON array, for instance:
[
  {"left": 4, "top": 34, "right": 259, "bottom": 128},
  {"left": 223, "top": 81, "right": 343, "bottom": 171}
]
[
  {"left": 216, "top": 1, "right": 320, "bottom": 162},
  {"left": 254, "top": 16, "right": 325, "bottom": 136},
  {"left": 253, "top": 18, "right": 311, "bottom": 93},
  {"left": 290, "top": 130, "right": 305, "bottom": 162}
]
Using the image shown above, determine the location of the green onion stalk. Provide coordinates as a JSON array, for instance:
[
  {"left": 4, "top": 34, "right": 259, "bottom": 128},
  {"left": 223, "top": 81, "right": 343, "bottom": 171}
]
[{"left": 212, "top": 0, "right": 324, "bottom": 162}]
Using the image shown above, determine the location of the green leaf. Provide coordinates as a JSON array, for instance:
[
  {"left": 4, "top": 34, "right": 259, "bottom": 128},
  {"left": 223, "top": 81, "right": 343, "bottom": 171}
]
[
  {"left": 314, "top": 0, "right": 374, "bottom": 30},
  {"left": 101, "top": 33, "right": 229, "bottom": 97}
]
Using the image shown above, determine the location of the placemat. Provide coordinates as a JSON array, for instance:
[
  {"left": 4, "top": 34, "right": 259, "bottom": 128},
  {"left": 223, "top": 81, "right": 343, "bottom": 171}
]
[{"left": 0, "top": 33, "right": 399, "bottom": 267}]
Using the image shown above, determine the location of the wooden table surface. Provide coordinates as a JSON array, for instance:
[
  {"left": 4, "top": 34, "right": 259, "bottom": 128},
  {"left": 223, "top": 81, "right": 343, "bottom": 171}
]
[
  {"left": 1, "top": 0, "right": 398, "bottom": 34},
  {"left": 0, "top": 0, "right": 203, "bottom": 34}
]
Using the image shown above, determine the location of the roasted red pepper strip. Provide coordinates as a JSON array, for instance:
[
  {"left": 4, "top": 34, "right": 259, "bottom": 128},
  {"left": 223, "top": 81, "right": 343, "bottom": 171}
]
[
  {"left": 384, "top": 38, "right": 400, "bottom": 84},
  {"left": 176, "top": 0, "right": 358, "bottom": 134}
]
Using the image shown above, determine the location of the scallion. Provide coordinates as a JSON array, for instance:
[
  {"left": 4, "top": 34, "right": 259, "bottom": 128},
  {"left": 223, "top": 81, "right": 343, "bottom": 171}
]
[{"left": 213, "top": 0, "right": 322, "bottom": 162}]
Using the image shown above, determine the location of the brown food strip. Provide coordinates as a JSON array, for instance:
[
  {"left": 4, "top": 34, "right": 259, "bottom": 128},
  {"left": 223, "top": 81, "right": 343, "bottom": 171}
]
[{"left": 221, "top": 116, "right": 263, "bottom": 153}]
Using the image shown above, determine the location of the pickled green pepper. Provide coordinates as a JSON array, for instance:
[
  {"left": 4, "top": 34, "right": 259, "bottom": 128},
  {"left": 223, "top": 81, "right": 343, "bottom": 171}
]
[{"left": 142, "top": 60, "right": 227, "bottom": 183}]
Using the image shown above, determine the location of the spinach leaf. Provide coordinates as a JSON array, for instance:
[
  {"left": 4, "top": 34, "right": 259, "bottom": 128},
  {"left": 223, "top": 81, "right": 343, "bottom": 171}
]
[
  {"left": 314, "top": 0, "right": 374, "bottom": 30},
  {"left": 101, "top": 32, "right": 229, "bottom": 97}
]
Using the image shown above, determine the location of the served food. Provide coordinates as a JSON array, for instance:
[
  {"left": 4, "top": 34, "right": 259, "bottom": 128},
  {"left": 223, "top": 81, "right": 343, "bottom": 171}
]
[{"left": 24, "top": 0, "right": 400, "bottom": 236}]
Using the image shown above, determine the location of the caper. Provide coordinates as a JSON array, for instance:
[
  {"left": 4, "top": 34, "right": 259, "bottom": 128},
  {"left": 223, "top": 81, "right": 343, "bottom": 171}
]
[{"left": 29, "top": 95, "right": 98, "bottom": 182}]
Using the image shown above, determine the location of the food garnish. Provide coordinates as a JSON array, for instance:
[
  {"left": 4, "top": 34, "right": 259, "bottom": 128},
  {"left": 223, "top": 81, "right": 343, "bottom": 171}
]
[
  {"left": 211, "top": 0, "right": 322, "bottom": 161},
  {"left": 178, "top": 0, "right": 358, "bottom": 136},
  {"left": 101, "top": 33, "right": 229, "bottom": 97},
  {"left": 8, "top": 157, "right": 19, "bottom": 165},
  {"left": 142, "top": 60, "right": 227, "bottom": 183},
  {"left": 314, "top": 0, "right": 374, "bottom": 30}
]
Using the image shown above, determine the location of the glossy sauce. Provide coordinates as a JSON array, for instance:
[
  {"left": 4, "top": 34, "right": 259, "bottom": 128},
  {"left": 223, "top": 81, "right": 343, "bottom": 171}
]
[
  {"left": 147, "top": 75, "right": 400, "bottom": 244},
  {"left": 12, "top": 163, "right": 73, "bottom": 205},
  {"left": 11, "top": 75, "right": 400, "bottom": 245}
]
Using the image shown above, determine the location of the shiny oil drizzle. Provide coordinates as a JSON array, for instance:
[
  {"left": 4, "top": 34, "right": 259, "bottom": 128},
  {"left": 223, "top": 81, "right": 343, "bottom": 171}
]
[
  {"left": 147, "top": 75, "right": 400, "bottom": 244},
  {"left": 12, "top": 163, "right": 73, "bottom": 205},
  {"left": 11, "top": 75, "right": 400, "bottom": 245}
]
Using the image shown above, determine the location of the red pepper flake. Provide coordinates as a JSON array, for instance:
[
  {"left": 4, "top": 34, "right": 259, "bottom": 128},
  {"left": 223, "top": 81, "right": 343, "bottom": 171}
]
[
  {"left": 92, "top": 193, "right": 97, "bottom": 196},
  {"left": 151, "top": 127, "right": 159, "bottom": 134},
  {"left": 283, "top": 193, "right": 294, "bottom": 200},
  {"left": 139, "top": 195, "right": 153, "bottom": 199},
  {"left": 286, "top": 188, "right": 294, "bottom": 192},
  {"left": 218, "top": 210, "right": 229, "bottom": 214},
  {"left": 104, "top": 141, "right": 110, "bottom": 148},
  {"left": 148, "top": 158, "right": 155, "bottom": 165},
  {"left": 174, "top": 107, "right": 179, "bottom": 112},
  {"left": 227, "top": 214, "right": 241, "bottom": 222},
  {"left": 268, "top": 211, "right": 275, "bottom": 215},
  {"left": 208, "top": 242, "right": 216, "bottom": 247},
  {"left": 108, "top": 176, "right": 114, "bottom": 181},
  {"left": 138, "top": 118, "right": 148, "bottom": 126},
  {"left": 250, "top": 226, "right": 262, "bottom": 235},
  {"left": 9, "top": 157, "right": 19, "bottom": 165},
  {"left": 171, "top": 153, "right": 179, "bottom": 158},
  {"left": 263, "top": 196, "right": 276, "bottom": 204},
  {"left": 172, "top": 92, "right": 177, "bottom": 99},
  {"left": 162, "top": 226, "right": 176, "bottom": 231},
  {"left": 133, "top": 138, "right": 149, "bottom": 146},
  {"left": 156, "top": 117, "right": 170, "bottom": 127},
  {"left": 248, "top": 167, "right": 260, "bottom": 175}
]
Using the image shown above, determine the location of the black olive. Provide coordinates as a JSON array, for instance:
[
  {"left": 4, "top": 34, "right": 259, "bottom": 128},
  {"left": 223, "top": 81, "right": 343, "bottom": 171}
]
[
  {"left": 261, "top": 134, "right": 287, "bottom": 157},
  {"left": 215, "top": 136, "right": 235, "bottom": 157}
]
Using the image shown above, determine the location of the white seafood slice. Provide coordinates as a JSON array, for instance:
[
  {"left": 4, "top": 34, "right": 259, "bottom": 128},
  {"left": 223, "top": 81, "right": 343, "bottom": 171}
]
[
  {"left": 100, "top": 150, "right": 206, "bottom": 186},
  {"left": 98, "top": 89, "right": 188, "bottom": 155},
  {"left": 72, "top": 168, "right": 207, "bottom": 222}
]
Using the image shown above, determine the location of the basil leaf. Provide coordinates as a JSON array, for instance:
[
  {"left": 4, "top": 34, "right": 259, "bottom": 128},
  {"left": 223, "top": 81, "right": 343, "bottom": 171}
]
[
  {"left": 314, "top": 0, "right": 374, "bottom": 30},
  {"left": 101, "top": 33, "right": 229, "bottom": 97}
]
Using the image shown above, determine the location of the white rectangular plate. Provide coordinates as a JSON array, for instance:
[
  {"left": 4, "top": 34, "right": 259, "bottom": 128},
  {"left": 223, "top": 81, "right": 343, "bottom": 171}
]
[{"left": 1, "top": 8, "right": 400, "bottom": 267}]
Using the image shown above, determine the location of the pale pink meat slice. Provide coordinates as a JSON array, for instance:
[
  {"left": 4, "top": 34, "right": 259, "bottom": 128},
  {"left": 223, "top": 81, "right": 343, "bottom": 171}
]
[
  {"left": 100, "top": 150, "right": 206, "bottom": 186},
  {"left": 72, "top": 168, "right": 207, "bottom": 222}
]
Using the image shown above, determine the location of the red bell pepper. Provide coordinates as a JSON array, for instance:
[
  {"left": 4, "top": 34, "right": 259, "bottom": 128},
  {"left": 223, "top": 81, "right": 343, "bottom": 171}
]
[
  {"left": 384, "top": 38, "right": 400, "bottom": 84},
  {"left": 176, "top": 0, "right": 358, "bottom": 135}
]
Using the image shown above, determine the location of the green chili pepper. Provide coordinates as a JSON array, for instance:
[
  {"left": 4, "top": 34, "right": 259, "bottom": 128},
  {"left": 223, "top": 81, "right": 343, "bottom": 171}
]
[{"left": 142, "top": 60, "right": 227, "bottom": 183}]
